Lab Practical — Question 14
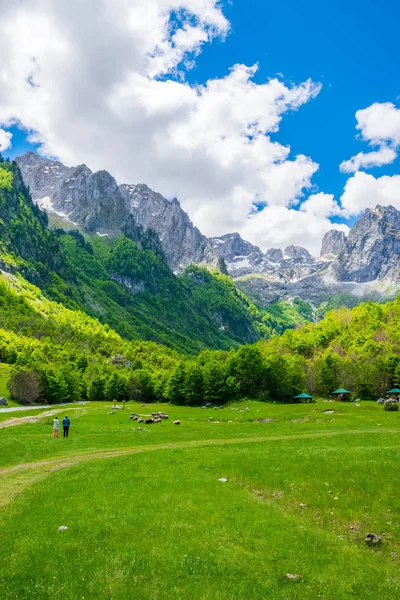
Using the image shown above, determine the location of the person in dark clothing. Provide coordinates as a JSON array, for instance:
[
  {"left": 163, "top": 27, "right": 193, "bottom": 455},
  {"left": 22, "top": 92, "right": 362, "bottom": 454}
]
[{"left": 63, "top": 415, "right": 70, "bottom": 437}]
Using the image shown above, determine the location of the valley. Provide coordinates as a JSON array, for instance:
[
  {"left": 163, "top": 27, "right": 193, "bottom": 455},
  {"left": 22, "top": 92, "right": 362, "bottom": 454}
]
[{"left": 1, "top": 154, "right": 400, "bottom": 600}]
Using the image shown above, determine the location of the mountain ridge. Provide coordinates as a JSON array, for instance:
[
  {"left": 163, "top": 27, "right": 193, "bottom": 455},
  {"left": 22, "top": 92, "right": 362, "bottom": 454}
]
[{"left": 15, "top": 152, "right": 400, "bottom": 308}]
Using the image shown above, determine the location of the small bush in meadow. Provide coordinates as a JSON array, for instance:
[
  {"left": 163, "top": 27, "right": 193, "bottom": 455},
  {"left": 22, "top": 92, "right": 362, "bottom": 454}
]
[{"left": 384, "top": 402, "right": 399, "bottom": 411}]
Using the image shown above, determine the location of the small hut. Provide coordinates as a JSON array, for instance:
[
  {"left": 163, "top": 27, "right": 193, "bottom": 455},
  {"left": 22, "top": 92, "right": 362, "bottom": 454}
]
[
  {"left": 293, "top": 393, "right": 314, "bottom": 404},
  {"left": 332, "top": 388, "right": 351, "bottom": 402},
  {"left": 386, "top": 388, "right": 400, "bottom": 402}
]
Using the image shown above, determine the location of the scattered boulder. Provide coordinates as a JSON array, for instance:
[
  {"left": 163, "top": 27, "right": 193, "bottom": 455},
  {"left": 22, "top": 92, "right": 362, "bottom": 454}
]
[
  {"left": 0, "top": 397, "right": 8, "bottom": 406},
  {"left": 285, "top": 573, "right": 301, "bottom": 581},
  {"left": 365, "top": 533, "right": 382, "bottom": 545},
  {"left": 218, "top": 478, "right": 228, "bottom": 483},
  {"left": 58, "top": 526, "right": 69, "bottom": 531},
  {"left": 173, "top": 420, "right": 181, "bottom": 425}
]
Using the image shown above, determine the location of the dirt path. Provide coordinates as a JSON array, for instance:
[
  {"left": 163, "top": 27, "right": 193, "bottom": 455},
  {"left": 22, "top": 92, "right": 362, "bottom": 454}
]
[
  {"left": 1, "top": 427, "right": 397, "bottom": 476},
  {"left": 0, "top": 407, "right": 86, "bottom": 429},
  {"left": 0, "top": 409, "right": 61, "bottom": 429}
]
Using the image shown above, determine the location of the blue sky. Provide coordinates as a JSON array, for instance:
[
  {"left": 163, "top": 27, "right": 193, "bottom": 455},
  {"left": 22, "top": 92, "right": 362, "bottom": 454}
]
[
  {"left": 1, "top": 0, "right": 399, "bottom": 252},
  {"left": 187, "top": 0, "right": 400, "bottom": 203}
]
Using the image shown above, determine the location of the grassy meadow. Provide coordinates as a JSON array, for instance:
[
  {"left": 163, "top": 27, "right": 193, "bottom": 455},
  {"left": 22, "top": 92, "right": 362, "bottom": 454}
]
[{"left": 1, "top": 399, "right": 399, "bottom": 599}]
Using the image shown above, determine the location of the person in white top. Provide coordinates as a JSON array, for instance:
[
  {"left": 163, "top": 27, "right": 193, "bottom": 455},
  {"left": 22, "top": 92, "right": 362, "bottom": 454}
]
[{"left": 53, "top": 416, "right": 59, "bottom": 438}]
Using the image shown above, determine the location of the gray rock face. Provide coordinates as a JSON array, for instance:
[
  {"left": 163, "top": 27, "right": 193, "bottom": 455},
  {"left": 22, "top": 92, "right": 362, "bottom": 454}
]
[
  {"left": 0, "top": 397, "right": 8, "bottom": 406},
  {"left": 210, "top": 233, "right": 275, "bottom": 277},
  {"left": 320, "top": 230, "right": 347, "bottom": 257},
  {"left": 16, "top": 153, "right": 220, "bottom": 273},
  {"left": 265, "top": 248, "right": 284, "bottom": 262},
  {"left": 16, "top": 152, "right": 127, "bottom": 232},
  {"left": 284, "top": 245, "right": 311, "bottom": 259},
  {"left": 331, "top": 205, "right": 400, "bottom": 283},
  {"left": 119, "top": 184, "right": 220, "bottom": 272},
  {"left": 210, "top": 233, "right": 324, "bottom": 281}
]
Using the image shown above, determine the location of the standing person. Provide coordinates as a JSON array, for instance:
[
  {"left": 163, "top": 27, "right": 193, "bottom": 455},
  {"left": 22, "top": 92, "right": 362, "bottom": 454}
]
[
  {"left": 63, "top": 415, "right": 70, "bottom": 438},
  {"left": 53, "top": 416, "right": 59, "bottom": 438}
]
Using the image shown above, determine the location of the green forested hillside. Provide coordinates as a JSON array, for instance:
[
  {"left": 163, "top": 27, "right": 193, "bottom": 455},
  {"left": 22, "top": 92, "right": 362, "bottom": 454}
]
[
  {"left": 155, "top": 297, "right": 400, "bottom": 405},
  {"left": 0, "top": 156, "right": 271, "bottom": 353}
]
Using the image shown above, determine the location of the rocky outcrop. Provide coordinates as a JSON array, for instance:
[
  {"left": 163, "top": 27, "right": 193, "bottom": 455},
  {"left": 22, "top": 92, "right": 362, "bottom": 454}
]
[
  {"left": 119, "top": 184, "right": 220, "bottom": 272},
  {"left": 284, "top": 245, "right": 311, "bottom": 259},
  {"left": 16, "top": 153, "right": 220, "bottom": 273},
  {"left": 320, "top": 230, "right": 347, "bottom": 257},
  {"left": 210, "top": 233, "right": 275, "bottom": 277},
  {"left": 331, "top": 205, "right": 400, "bottom": 283}
]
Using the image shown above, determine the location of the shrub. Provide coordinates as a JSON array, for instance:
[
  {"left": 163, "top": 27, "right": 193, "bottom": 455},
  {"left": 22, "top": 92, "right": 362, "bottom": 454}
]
[{"left": 384, "top": 402, "right": 399, "bottom": 412}]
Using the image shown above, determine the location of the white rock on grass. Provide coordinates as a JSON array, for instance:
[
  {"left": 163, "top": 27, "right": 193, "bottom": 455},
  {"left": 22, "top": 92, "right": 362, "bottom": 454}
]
[
  {"left": 218, "top": 478, "right": 228, "bottom": 483},
  {"left": 58, "top": 526, "right": 69, "bottom": 531}
]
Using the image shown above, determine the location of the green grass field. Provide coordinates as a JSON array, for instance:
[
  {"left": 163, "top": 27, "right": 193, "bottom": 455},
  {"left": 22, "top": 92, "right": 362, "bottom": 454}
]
[{"left": 1, "top": 399, "right": 399, "bottom": 599}]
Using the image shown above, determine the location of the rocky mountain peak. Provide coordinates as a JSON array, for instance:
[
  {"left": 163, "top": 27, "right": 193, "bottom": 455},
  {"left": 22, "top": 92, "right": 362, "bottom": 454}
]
[
  {"left": 284, "top": 245, "right": 311, "bottom": 259},
  {"left": 265, "top": 248, "right": 284, "bottom": 262},
  {"left": 320, "top": 230, "right": 347, "bottom": 257},
  {"left": 331, "top": 204, "right": 400, "bottom": 283},
  {"left": 16, "top": 153, "right": 221, "bottom": 273}
]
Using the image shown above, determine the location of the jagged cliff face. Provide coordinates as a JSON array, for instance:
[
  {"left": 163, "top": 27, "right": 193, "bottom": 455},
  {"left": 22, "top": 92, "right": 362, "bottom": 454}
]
[
  {"left": 16, "top": 152, "right": 400, "bottom": 306},
  {"left": 211, "top": 234, "right": 327, "bottom": 283},
  {"left": 119, "top": 183, "right": 220, "bottom": 272},
  {"left": 16, "top": 153, "right": 221, "bottom": 273},
  {"left": 330, "top": 205, "right": 400, "bottom": 283},
  {"left": 320, "top": 230, "right": 347, "bottom": 257}
]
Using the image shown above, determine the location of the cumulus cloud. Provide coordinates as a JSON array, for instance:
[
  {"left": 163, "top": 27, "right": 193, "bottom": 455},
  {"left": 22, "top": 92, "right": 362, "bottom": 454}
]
[
  {"left": 0, "top": 0, "right": 334, "bottom": 252},
  {"left": 341, "top": 171, "right": 400, "bottom": 216},
  {"left": 339, "top": 102, "right": 400, "bottom": 216},
  {"left": 356, "top": 102, "right": 400, "bottom": 145},
  {"left": 340, "top": 102, "right": 400, "bottom": 173},
  {"left": 0, "top": 129, "right": 12, "bottom": 151},
  {"left": 340, "top": 146, "right": 397, "bottom": 173},
  {"left": 300, "top": 192, "right": 342, "bottom": 218}
]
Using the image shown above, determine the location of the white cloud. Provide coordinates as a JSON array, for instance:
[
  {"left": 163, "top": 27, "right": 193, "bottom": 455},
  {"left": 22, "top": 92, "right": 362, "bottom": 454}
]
[
  {"left": 0, "top": 0, "right": 335, "bottom": 254},
  {"left": 241, "top": 204, "right": 349, "bottom": 256},
  {"left": 340, "top": 146, "right": 397, "bottom": 173},
  {"left": 341, "top": 171, "right": 400, "bottom": 216},
  {"left": 356, "top": 102, "right": 400, "bottom": 145},
  {"left": 300, "top": 192, "right": 342, "bottom": 218},
  {"left": 340, "top": 102, "right": 400, "bottom": 173},
  {"left": 339, "top": 102, "right": 400, "bottom": 216},
  {"left": 0, "top": 129, "right": 12, "bottom": 151}
]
